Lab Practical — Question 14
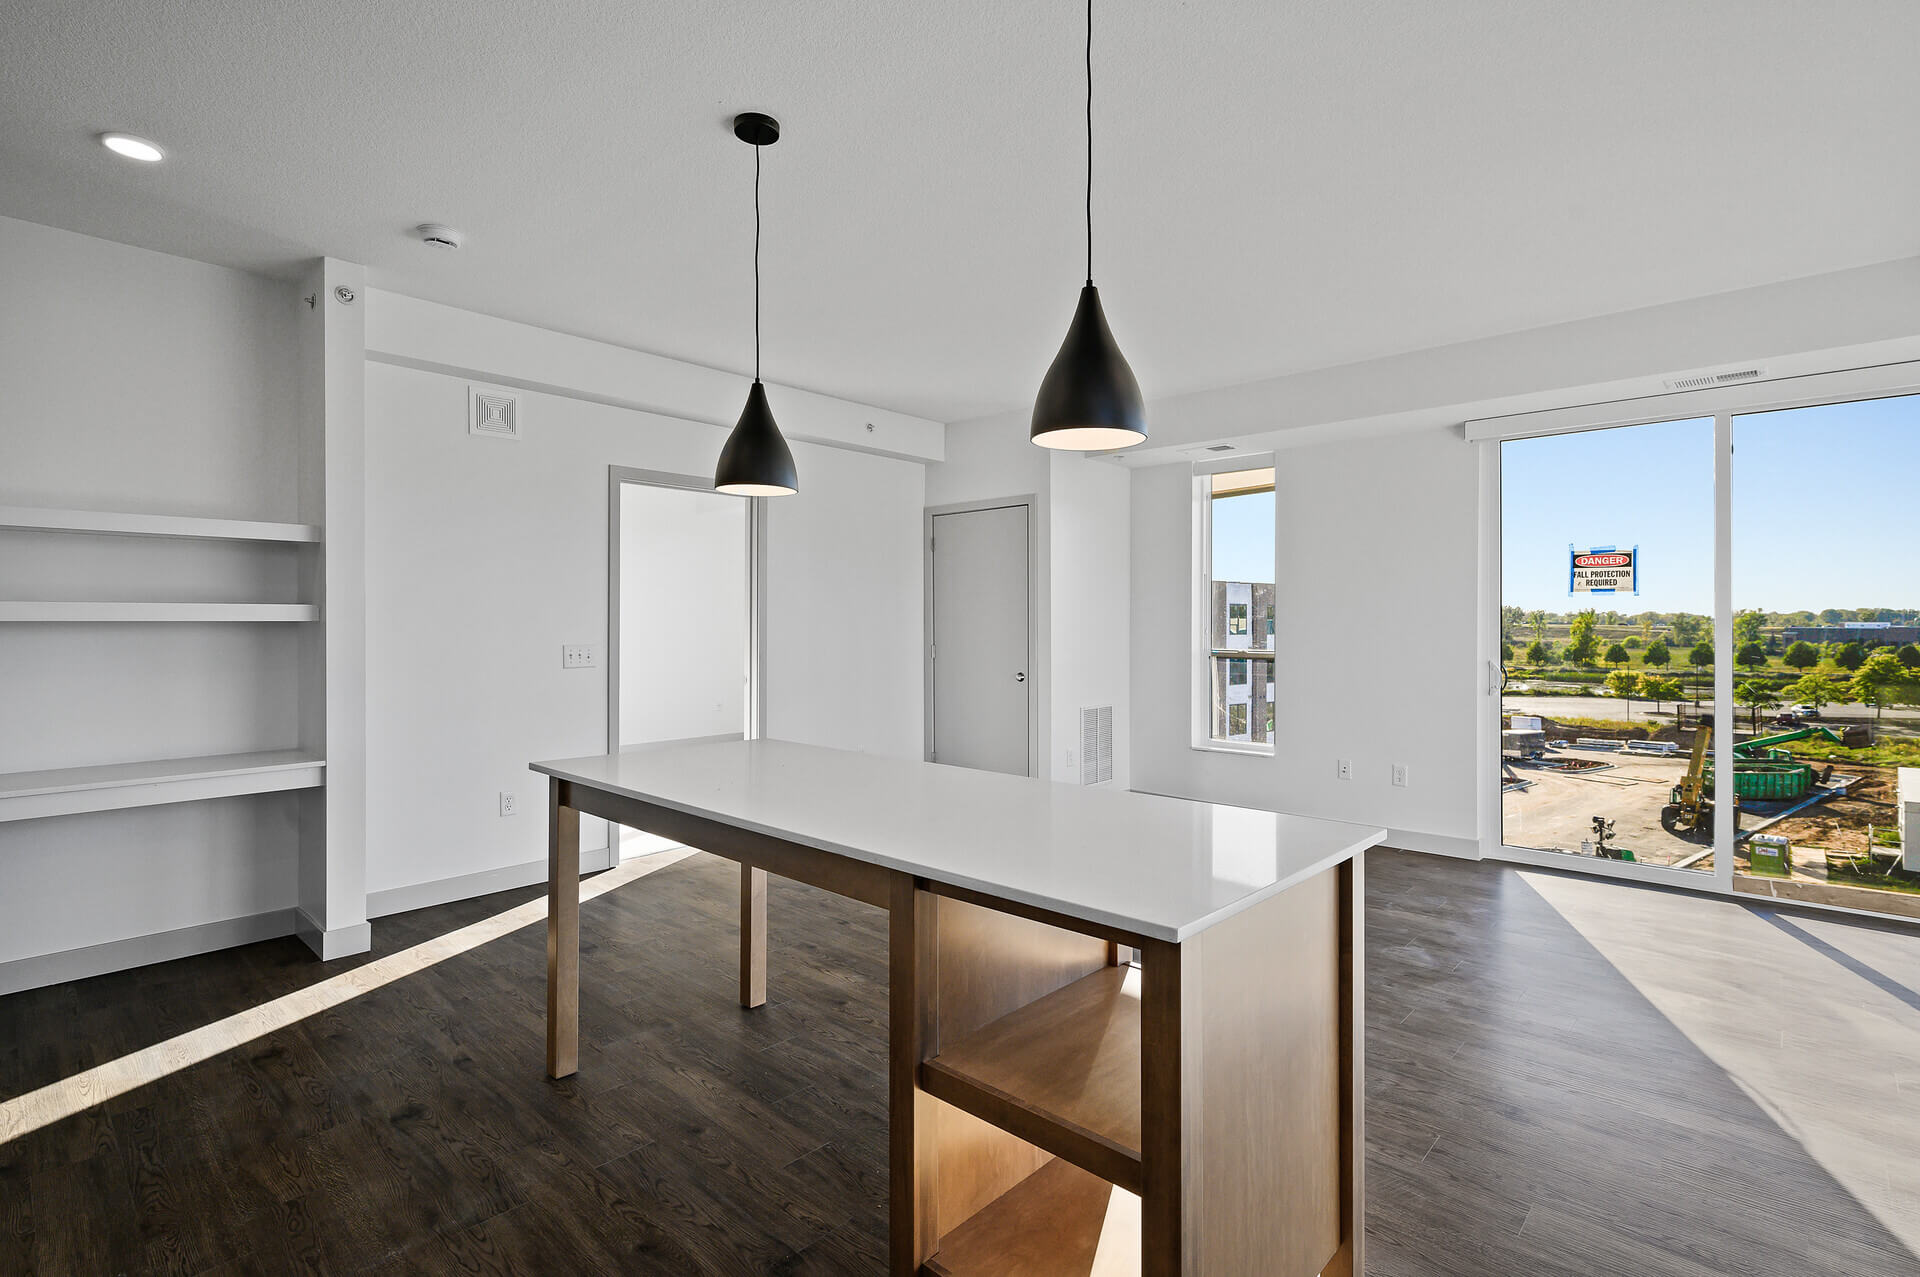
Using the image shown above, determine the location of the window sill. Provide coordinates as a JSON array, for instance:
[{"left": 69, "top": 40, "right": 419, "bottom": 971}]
[{"left": 1190, "top": 741, "right": 1274, "bottom": 758}]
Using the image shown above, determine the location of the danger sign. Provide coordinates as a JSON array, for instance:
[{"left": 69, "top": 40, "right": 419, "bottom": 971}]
[{"left": 1569, "top": 546, "right": 1637, "bottom": 595}]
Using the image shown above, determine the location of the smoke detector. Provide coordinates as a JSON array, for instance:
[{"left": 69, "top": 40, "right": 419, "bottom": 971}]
[{"left": 414, "top": 223, "right": 466, "bottom": 250}]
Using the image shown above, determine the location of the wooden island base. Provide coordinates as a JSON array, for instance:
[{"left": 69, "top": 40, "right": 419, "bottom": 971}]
[{"left": 536, "top": 745, "right": 1369, "bottom": 1277}]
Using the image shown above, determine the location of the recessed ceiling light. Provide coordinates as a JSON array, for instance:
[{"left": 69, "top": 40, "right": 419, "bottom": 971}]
[{"left": 99, "top": 133, "right": 164, "bottom": 162}]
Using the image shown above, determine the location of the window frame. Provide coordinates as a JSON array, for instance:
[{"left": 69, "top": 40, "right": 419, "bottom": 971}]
[
  {"left": 1472, "top": 358, "right": 1920, "bottom": 923},
  {"left": 1192, "top": 458, "right": 1278, "bottom": 756}
]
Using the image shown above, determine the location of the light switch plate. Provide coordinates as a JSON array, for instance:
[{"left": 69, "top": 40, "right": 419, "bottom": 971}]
[{"left": 562, "top": 644, "right": 598, "bottom": 669}]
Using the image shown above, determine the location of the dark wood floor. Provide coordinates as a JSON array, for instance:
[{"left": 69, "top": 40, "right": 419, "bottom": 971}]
[{"left": 2, "top": 848, "right": 1917, "bottom": 1275}]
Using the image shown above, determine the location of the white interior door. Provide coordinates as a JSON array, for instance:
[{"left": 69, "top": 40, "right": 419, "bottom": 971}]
[
  {"left": 929, "top": 503, "right": 1032, "bottom": 775},
  {"left": 615, "top": 477, "right": 752, "bottom": 855}
]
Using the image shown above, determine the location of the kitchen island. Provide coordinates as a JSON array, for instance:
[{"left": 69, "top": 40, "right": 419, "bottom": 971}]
[{"left": 533, "top": 738, "right": 1381, "bottom": 1276}]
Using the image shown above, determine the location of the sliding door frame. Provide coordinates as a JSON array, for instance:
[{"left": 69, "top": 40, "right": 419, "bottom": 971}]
[{"left": 1475, "top": 359, "right": 1920, "bottom": 917}]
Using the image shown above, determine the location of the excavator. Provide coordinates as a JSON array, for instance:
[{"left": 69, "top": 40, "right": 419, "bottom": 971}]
[{"left": 1660, "top": 723, "right": 1845, "bottom": 835}]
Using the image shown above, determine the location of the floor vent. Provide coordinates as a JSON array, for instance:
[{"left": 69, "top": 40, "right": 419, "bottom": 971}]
[
  {"left": 468, "top": 385, "right": 521, "bottom": 439},
  {"left": 1080, "top": 706, "right": 1114, "bottom": 785}
]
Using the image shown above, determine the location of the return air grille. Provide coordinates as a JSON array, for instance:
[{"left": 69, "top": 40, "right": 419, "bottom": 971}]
[
  {"left": 1663, "top": 366, "right": 1768, "bottom": 392},
  {"left": 468, "top": 384, "right": 521, "bottom": 439},
  {"left": 1080, "top": 706, "right": 1114, "bottom": 785}
]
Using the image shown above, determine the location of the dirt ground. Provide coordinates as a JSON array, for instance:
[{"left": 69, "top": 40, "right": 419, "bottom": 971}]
[
  {"left": 1501, "top": 749, "right": 1701, "bottom": 866},
  {"left": 1759, "top": 763, "right": 1902, "bottom": 854}
]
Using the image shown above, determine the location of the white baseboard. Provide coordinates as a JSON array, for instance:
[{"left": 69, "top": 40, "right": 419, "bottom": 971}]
[
  {"left": 294, "top": 909, "right": 373, "bottom": 960},
  {"left": 366, "top": 843, "right": 618, "bottom": 920},
  {"left": 1382, "top": 828, "right": 1483, "bottom": 860},
  {"left": 0, "top": 908, "right": 298, "bottom": 997}
]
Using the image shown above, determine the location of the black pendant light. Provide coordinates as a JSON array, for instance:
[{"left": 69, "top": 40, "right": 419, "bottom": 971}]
[
  {"left": 1031, "top": 0, "right": 1146, "bottom": 451},
  {"left": 716, "top": 112, "right": 800, "bottom": 496}
]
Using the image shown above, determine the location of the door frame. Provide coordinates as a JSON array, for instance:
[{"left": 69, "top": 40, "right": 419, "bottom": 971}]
[
  {"left": 1473, "top": 358, "right": 1920, "bottom": 922},
  {"left": 923, "top": 496, "right": 1041, "bottom": 777},
  {"left": 606, "top": 466, "right": 766, "bottom": 762}
]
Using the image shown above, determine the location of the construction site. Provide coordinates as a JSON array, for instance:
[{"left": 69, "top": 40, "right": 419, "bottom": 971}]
[{"left": 1502, "top": 712, "right": 1920, "bottom": 918}]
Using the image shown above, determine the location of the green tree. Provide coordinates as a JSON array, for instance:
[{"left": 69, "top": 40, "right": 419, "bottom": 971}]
[
  {"left": 1689, "top": 642, "right": 1714, "bottom": 669},
  {"left": 1624, "top": 635, "right": 1642, "bottom": 650},
  {"left": 1735, "top": 680, "right": 1779, "bottom": 731},
  {"left": 1781, "top": 672, "right": 1842, "bottom": 715},
  {"left": 1783, "top": 641, "right": 1819, "bottom": 670},
  {"left": 1604, "top": 642, "right": 1630, "bottom": 669},
  {"left": 1501, "top": 641, "right": 1513, "bottom": 664},
  {"left": 1639, "top": 615, "right": 1655, "bottom": 643},
  {"left": 1670, "top": 613, "right": 1706, "bottom": 646},
  {"left": 1525, "top": 639, "right": 1551, "bottom": 666},
  {"left": 1527, "top": 610, "right": 1549, "bottom": 642},
  {"left": 1734, "top": 609, "right": 1766, "bottom": 646},
  {"left": 1640, "top": 675, "right": 1682, "bottom": 714},
  {"left": 1736, "top": 641, "right": 1767, "bottom": 671},
  {"left": 1565, "top": 610, "right": 1600, "bottom": 665},
  {"left": 1643, "top": 640, "right": 1670, "bottom": 668},
  {"left": 1604, "top": 670, "right": 1640, "bottom": 705},
  {"left": 1834, "top": 642, "right": 1867, "bottom": 671},
  {"left": 1851, "top": 650, "right": 1915, "bottom": 720},
  {"left": 1500, "top": 605, "right": 1525, "bottom": 640},
  {"left": 1897, "top": 643, "right": 1920, "bottom": 670}
]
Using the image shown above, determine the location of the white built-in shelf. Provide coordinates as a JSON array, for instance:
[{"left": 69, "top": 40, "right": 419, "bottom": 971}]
[
  {"left": 0, "top": 505, "right": 321, "bottom": 544},
  {"left": 0, "top": 751, "right": 326, "bottom": 823},
  {"left": 0, "top": 602, "right": 318, "bottom": 622}
]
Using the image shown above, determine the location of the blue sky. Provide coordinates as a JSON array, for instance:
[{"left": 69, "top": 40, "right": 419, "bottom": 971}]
[
  {"left": 1213, "top": 490, "right": 1275, "bottom": 583},
  {"left": 1502, "top": 395, "right": 1920, "bottom": 613}
]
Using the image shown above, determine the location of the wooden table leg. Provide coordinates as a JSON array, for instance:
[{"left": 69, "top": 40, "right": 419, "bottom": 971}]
[
  {"left": 741, "top": 865, "right": 767, "bottom": 1008},
  {"left": 546, "top": 776, "right": 580, "bottom": 1078},
  {"left": 888, "top": 874, "right": 938, "bottom": 1274},
  {"left": 1326, "top": 852, "right": 1366, "bottom": 1276}
]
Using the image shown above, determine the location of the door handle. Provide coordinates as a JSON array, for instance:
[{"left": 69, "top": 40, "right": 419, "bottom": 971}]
[{"left": 1014, "top": 672, "right": 1027, "bottom": 683}]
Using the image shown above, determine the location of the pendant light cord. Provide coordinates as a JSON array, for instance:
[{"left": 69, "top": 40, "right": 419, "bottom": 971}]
[
  {"left": 754, "top": 142, "right": 763, "bottom": 382},
  {"left": 1085, "top": 0, "right": 1094, "bottom": 286}
]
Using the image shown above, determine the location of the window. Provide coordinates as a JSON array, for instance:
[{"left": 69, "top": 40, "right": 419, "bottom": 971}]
[
  {"left": 1480, "top": 364, "right": 1920, "bottom": 922},
  {"left": 1198, "top": 465, "right": 1276, "bottom": 750}
]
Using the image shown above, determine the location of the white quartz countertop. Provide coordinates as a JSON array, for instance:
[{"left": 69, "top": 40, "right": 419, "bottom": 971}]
[{"left": 532, "top": 739, "right": 1384, "bottom": 943}]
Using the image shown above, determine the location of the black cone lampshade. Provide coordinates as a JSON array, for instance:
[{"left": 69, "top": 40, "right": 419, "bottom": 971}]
[
  {"left": 1030, "top": 282, "right": 1145, "bottom": 450},
  {"left": 716, "top": 110, "right": 799, "bottom": 496},
  {"left": 1030, "top": 0, "right": 1146, "bottom": 453},
  {"left": 715, "top": 380, "right": 798, "bottom": 496}
]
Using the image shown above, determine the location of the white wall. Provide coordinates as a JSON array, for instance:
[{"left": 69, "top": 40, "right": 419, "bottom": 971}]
[
  {"left": 0, "top": 216, "right": 305, "bottom": 969},
  {"left": 363, "top": 354, "right": 928, "bottom": 906},
  {"left": 618, "top": 483, "right": 749, "bottom": 749},
  {"left": 1049, "top": 452, "right": 1131, "bottom": 788},
  {"left": 1131, "top": 429, "right": 1481, "bottom": 856}
]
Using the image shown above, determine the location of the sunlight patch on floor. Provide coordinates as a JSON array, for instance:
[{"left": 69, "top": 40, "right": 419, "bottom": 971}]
[
  {"left": 0, "top": 848, "right": 694, "bottom": 1144},
  {"left": 1515, "top": 868, "right": 1920, "bottom": 1256}
]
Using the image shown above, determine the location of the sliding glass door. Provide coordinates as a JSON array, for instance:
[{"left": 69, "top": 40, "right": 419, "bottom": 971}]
[
  {"left": 1484, "top": 368, "right": 1920, "bottom": 919},
  {"left": 1728, "top": 395, "right": 1920, "bottom": 918},
  {"left": 1499, "top": 418, "right": 1717, "bottom": 873}
]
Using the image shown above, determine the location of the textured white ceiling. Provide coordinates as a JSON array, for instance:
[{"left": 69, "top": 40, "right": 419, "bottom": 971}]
[{"left": 4, "top": 0, "right": 1918, "bottom": 423}]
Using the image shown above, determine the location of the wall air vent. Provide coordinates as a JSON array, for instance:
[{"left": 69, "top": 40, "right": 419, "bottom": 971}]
[
  {"left": 468, "top": 385, "right": 521, "bottom": 439},
  {"left": 1080, "top": 705, "right": 1114, "bottom": 785},
  {"left": 1663, "top": 366, "right": 1769, "bottom": 393}
]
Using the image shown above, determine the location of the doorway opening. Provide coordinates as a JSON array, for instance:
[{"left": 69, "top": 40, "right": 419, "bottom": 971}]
[{"left": 608, "top": 467, "right": 763, "bottom": 859}]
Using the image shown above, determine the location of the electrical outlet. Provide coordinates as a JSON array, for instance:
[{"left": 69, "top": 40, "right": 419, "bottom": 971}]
[
  {"left": 1392, "top": 763, "right": 1409, "bottom": 788},
  {"left": 499, "top": 791, "right": 517, "bottom": 816},
  {"left": 1336, "top": 759, "right": 1353, "bottom": 781},
  {"left": 562, "top": 644, "right": 597, "bottom": 669}
]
